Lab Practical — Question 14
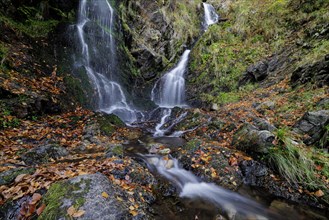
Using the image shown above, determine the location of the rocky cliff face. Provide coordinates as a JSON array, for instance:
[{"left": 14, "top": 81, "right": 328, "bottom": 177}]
[{"left": 117, "top": 0, "right": 203, "bottom": 105}]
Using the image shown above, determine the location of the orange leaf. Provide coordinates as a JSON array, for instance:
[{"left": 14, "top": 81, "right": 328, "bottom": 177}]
[
  {"left": 315, "top": 190, "right": 324, "bottom": 197},
  {"left": 36, "top": 204, "right": 46, "bottom": 216}
]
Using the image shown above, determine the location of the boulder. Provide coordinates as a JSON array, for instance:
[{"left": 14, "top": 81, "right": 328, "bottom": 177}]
[
  {"left": 20, "top": 144, "right": 69, "bottom": 165},
  {"left": 293, "top": 110, "right": 329, "bottom": 146},
  {"left": 38, "top": 173, "right": 130, "bottom": 220},
  {"left": 232, "top": 123, "right": 275, "bottom": 154},
  {"left": 291, "top": 55, "right": 329, "bottom": 88}
]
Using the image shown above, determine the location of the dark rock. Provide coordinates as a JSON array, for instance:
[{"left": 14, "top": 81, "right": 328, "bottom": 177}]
[
  {"left": 291, "top": 55, "right": 329, "bottom": 88},
  {"left": 38, "top": 173, "right": 130, "bottom": 220},
  {"left": 232, "top": 123, "right": 275, "bottom": 153},
  {"left": 316, "top": 98, "right": 329, "bottom": 107},
  {"left": 238, "top": 60, "right": 269, "bottom": 86},
  {"left": 239, "top": 160, "right": 268, "bottom": 185},
  {"left": 0, "top": 167, "right": 35, "bottom": 186},
  {"left": 255, "top": 101, "right": 275, "bottom": 114},
  {"left": 293, "top": 110, "right": 329, "bottom": 146},
  {"left": 252, "top": 117, "right": 277, "bottom": 132},
  {"left": 21, "top": 144, "right": 69, "bottom": 165}
]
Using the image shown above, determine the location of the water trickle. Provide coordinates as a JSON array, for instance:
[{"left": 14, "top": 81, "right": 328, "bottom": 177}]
[
  {"left": 76, "top": 0, "right": 137, "bottom": 123},
  {"left": 203, "top": 3, "right": 219, "bottom": 28},
  {"left": 151, "top": 50, "right": 191, "bottom": 108},
  {"left": 142, "top": 154, "right": 273, "bottom": 219}
]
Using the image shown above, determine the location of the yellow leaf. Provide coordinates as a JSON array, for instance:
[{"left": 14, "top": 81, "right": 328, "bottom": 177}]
[
  {"left": 72, "top": 209, "right": 85, "bottom": 218},
  {"left": 129, "top": 206, "right": 135, "bottom": 210},
  {"left": 101, "top": 192, "right": 109, "bottom": 198},
  {"left": 129, "top": 210, "right": 138, "bottom": 216}
]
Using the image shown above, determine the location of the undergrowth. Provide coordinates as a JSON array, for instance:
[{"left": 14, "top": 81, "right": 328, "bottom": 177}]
[{"left": 268, "top": 128, "right": 328, "bottom": 193}]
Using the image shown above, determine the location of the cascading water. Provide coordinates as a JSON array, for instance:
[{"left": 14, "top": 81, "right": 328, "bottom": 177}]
[
  {"left": 151, "top": 50, "right": 191, "bottom": 108},
  {"left": 76, "top": 0, "right": 137, "bottom": 123},
  {"left": 141, "top": 154, "right": 276, "bottom": 219},
  {"left": 151, "top": 50, "right": 191, "bottom": 136},
  {"left": 203, "top": 3, "right": 219, "bottom": 28}
]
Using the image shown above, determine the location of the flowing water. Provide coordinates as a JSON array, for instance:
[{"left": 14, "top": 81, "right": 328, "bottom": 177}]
[
  {"left": 203, "top": 3, "right": 219, "bottom": 28},
  {"left": 151, "top": 50, "right": 191, "bottom": 108},
  {"left": 76, "top": 0, "right": 137, "bottom": 123}
]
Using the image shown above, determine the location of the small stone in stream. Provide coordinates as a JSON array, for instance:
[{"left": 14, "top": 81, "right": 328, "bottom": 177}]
[
  {"left": 159, "top": 148, "right": 171, "bottom": 155},
  {"left": 21, "top": 144, "right": 69, "bottom": 165}
]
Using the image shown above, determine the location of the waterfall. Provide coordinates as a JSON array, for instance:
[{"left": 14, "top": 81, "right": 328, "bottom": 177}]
[
  {"left": 151, "top": 50, "right": 191, "bottom": 108},
  {"left": 203, "top": 3, "right": 219, "bottom": 28},
  {"left": 76, "top": 0, "right": 137, "bottom": 123}
]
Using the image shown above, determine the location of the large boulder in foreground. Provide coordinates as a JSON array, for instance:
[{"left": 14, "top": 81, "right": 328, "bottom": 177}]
[
  {"left": 39, "top": 173, "right": 129, "bottom": 220},
  {"left": 293, "top": 110, "right": 329, "bottom": 147},
  {"left": 232, "top": 123, "right": 275, "bottom": 154}
]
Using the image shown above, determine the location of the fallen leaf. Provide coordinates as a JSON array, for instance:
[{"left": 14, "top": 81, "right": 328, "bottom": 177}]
[
  {"left": 36, "top": 204, "right": 46, "bottom": 215},
  {"left": 31, "top": 193, "right": 42, "bottom": 204},
  {"left": 315, "top": 190, "right": 324, "bottom": 197},
  {"left": 101, "top": 191, "right": 109, "bottom": 198},
  {"left": 15, "top": 174, "right": 28, "bottom": 183},
  {"left": 67, "top": 206, "right": 76, "bottom": 216},
  {"left": 129, "top": 210, "right": 138, "bottom": 216},
  {"left": 72, "top": 209, "right": 85, "bottom": 218}
]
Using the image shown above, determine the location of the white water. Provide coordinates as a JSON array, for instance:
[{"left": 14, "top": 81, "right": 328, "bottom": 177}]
[
  {"left": 203, "top": 3, "right": 219, "bottom": 28},
  {"left": 143, "top": 155, "right": 271, "bottom": 219},
  {"left": 154, "top": 109, "right": 172, "bottom": 137},
  {"left": 76, "top": 0, "right": 137, "bottom": 123},
  {"left": 151, "top": 50, "right": 191, "bottom": 108}
]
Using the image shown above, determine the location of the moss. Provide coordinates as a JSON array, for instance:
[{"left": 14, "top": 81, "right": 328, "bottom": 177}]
[
  {"left": 112, "top": 145, "right": 124, "bottom": 156},
  {"left": 97, "top": 114, "right": 125, "bottom": 136},
  {"left": 0, "top": 168, "right": 35, "bottom": 186},
  {"left": 184, "top": 139, "right": 202, "bottom": 152},
  {"left": 64, "top": 74, "right": 89, "bottom": 108},
  {"left": 0, "top": 12, "right": 59, "bottom": 38},
  {"left": 39, "top": 179, "right": 91, "bottom": 220}
]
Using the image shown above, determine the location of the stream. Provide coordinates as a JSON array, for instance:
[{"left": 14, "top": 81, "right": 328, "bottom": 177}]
[{"left": 74, "top": 0, "right": 328, "bottom": 219}]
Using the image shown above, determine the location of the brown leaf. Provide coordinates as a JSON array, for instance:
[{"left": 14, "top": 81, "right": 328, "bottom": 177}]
[
  {"left": 67, "top": 206, "right": 76, "bottom": 216},
  {"left": 36, "top": 204, "right": 46, "bottom": 216},
  {"left": 31, "top": 193, "right": 42, "bottom": 204},
  {"left": 72, "top": 209, "right": 85, "bottom": 218},
  {"left": 15, "top": 174, "right": 28, "bottom": 183}
]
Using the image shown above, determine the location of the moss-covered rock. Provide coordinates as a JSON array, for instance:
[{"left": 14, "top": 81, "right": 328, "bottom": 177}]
[
  {"left": 20, "top": 144, "right": 69, "bottom": 165},
  {"left": 39, "top": 173, "right": 130, "bottom": 220},
  {"left": 0, "top": 167, "right": 35, "bottom": 186},
  {"left": 96, "top": 113, "right": 125, "bottom": 136}
]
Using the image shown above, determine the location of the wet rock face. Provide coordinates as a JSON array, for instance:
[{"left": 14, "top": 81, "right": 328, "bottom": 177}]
[
  {"left": 39, "top": 173, "right": 130, "bottom": 220},
  {"left": 291, "top": 55, "right": 329, "bottom": 88},
  {"left": 232, "top": 123, "right": 275, "bottom": 154},
  {"left": 20, "top": 144, "right": 69, "bottom": 165},
  {"left": 293, "top": 110, "right": 329, "bottom": 147}
]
